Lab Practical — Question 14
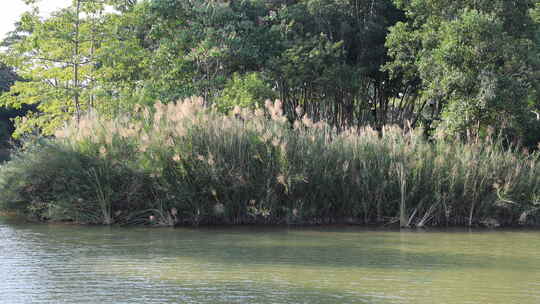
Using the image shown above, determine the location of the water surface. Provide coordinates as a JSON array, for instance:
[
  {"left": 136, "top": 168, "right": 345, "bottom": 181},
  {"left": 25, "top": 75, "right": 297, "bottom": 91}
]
[{"left": 1, "top": 217, "right": 539, "bottom": 303}]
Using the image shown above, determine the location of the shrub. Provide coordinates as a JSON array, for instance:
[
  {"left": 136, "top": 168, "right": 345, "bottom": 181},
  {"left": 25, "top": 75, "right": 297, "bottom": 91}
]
[{"left": 215, "top": 72, "right": 276, "bottom": 114}]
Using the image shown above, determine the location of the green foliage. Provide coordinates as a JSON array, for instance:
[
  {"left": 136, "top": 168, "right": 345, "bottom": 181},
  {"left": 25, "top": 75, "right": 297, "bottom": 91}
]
[
  {"left": 0, "top": 64, "right": 17, "bottom": 145},
  {"left": 0, "top": 0, "right": 538, "bottom": 147},
  {"left": 0, "top": 63, "right": 28, "bottom": 149},
  {"left": 0, "top": 0, "right": 143, "bottom": 136},
  {"left": 139, "top": 0, "right": 280, "bottom": 101},
  {"left": 216, "top": 72, "right": 276, "bottom": 113},
  {"left": 386, "top": 0, "right": 538, "bottom": 140},
  {"left": 529, "top": 3, "right": 540, "bottom": 115},
  {"left": 1, "top": 99, "right": 539, "bottom": 227},
  {"left": 141, "top": 0, "right": 404, "bottom": 126},
  {"left": 0, "top": 137, "right": 152, "bottom": 224},
  {"left": 0, "top": 63, "right": 19, "bottom": 92}
]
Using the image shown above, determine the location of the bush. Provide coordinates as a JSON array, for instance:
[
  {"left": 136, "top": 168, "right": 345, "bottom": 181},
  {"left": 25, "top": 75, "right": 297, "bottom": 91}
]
[
  {"left": 215, "top": 72, "right": 276, "bottom": 114},
  {"left": 0, "top": 138, "right": 153, "bottom": 224},
  {"left": 1, "top": 97, "right": 539, "bottom": 227}
]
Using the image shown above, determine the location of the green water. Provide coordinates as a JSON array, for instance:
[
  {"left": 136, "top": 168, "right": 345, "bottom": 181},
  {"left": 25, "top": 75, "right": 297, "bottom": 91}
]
[{"left": 1, "top": 218, "right": 539, "bottom": 304}]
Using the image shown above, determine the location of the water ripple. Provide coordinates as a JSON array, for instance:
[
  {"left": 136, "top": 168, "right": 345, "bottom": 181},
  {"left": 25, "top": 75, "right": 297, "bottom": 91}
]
[{"left": 1, "top": 221, "right": 539, "bottom": 304}]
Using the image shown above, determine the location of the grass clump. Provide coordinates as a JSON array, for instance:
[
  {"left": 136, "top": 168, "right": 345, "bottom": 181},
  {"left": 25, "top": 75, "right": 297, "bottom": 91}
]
[{"left": 1, "top": 97, "right": 539, "bottom": 227}]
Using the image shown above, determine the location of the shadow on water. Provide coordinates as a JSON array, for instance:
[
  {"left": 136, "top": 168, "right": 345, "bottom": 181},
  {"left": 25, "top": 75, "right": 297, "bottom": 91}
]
[{"left": 4, "top": 219, "right": 539, "bottom": 272}]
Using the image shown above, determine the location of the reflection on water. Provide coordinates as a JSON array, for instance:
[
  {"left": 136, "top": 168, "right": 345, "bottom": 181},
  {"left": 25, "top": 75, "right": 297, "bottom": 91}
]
[{"left": 1, "top": 218, "right": 539, "bottom": 304}]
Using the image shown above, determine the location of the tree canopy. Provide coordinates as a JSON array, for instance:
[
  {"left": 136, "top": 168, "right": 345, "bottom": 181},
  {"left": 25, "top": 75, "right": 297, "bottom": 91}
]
[
  {"left": 386, "top": 0, "right": 539, "bottom": 140},
  {"left": 0, "top": 0, "right": 538, "bottom": 146}
]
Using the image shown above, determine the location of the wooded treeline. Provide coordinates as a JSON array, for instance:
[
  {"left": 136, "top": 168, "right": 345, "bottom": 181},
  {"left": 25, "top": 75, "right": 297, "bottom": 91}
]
[{"left": 1, "top": 0, "right": 539, "bottom": 145}]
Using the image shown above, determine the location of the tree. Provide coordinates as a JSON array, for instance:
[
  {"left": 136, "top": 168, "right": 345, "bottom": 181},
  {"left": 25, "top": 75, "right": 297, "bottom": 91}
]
[
  {"left": 216, "top": 71, "right": 276, "bottom": 113},
  {"left": 0, "top": 0, "right": 116, "bottom": 136},
  {"left": 265, "top": 0, "right": 404, "bottom": 127},
  {"left": 139, "top": 0, "right": 281, "bottom": 102},
  {"left": 0, "top": 63, "right": 23, "bottom": 145},
  {"left": 143, "top": 0, "right": 404, "bottom": 128},
  {"left": 385, "top": 0, "right": 538, "bottom": 140}
]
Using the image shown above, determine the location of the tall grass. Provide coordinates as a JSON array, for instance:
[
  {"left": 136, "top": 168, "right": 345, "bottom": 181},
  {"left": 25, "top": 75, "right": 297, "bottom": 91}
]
[{"left": 1, "top": 97, "right": 539, "bottom": 226}]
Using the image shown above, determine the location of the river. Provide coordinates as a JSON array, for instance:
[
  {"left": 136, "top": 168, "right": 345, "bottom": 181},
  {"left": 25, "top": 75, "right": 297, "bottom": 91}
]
[{"left": 1, "top": 217, "right": 539, "bottom": 304}]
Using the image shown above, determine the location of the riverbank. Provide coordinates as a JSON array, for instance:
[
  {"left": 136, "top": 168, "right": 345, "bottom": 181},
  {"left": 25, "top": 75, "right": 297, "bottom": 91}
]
[{"left": 1, "top": 98, "right": 539, "bottom": 227}]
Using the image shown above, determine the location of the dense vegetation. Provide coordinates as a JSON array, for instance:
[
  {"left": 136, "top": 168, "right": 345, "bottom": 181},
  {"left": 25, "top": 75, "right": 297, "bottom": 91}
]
[
  {"left": 0, "top": 0, "right": 539, "bottom": 226},
  {"left": 1, "top": 99, "right": 539, "bottom": 227},
  {"left": 0, "top": 63, "right": 24, "bottom": 162}
]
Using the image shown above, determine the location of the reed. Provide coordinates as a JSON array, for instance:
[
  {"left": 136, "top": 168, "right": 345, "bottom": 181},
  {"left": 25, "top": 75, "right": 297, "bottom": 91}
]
[{"left": 1, "top": 97, "right": 539, "bottom": 226}]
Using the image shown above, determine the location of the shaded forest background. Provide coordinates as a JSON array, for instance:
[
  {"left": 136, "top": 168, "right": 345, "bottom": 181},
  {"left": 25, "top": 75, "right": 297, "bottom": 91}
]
[{"left": 0, "top": 0, "right": 539, "bottom": 147}]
